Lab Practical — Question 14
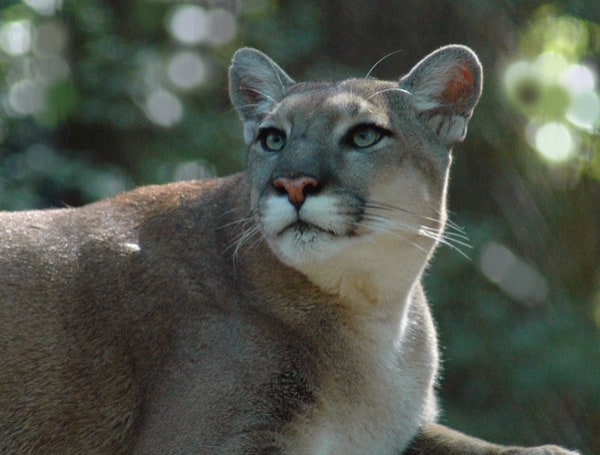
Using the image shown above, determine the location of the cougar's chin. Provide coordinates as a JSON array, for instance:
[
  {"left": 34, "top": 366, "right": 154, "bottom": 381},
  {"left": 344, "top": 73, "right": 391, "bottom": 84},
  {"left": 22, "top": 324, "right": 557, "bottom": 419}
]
[{"left": 265, "top": 227, "right": 352, "bottom": 269}]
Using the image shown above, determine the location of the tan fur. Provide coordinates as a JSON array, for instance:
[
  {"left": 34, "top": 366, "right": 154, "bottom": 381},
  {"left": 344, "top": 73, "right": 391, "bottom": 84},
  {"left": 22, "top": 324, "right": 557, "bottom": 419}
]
[{"left": 0, "top": 47, "right": 578, "bottom": 454}]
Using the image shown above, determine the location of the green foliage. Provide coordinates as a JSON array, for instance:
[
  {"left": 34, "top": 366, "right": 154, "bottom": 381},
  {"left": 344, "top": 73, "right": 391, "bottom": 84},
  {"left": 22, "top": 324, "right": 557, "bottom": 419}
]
[
  {"left": 504, "top": 5, "right": 600, "bottom": 175},
  {"left": 520, "top": 5, "right": 600, "bottom": 60}
]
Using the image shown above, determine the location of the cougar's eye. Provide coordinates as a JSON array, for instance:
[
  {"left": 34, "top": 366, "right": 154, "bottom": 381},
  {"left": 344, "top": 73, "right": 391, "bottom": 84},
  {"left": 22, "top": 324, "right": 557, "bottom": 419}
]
[
  {"left": 258, "top": 128, "right": 286, "bottom": 152},
  {"left": 347, "top": 124, "right": 388, "bottom": 148}
]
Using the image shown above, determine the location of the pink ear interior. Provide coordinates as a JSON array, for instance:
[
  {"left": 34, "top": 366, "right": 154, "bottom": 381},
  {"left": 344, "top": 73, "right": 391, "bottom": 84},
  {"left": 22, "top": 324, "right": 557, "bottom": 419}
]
[
  {"left": 441, "top": 61, "right": 476, "bottom": 108},
  {"left": 239, "top": 79, "right": 263, "bottom": 105}
]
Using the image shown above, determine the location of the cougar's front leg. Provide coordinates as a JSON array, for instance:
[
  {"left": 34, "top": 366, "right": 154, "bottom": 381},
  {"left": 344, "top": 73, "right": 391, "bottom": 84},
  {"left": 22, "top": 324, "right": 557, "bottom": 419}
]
[{"left": 404, "top": 423, "right": 580, "bottom": 455}]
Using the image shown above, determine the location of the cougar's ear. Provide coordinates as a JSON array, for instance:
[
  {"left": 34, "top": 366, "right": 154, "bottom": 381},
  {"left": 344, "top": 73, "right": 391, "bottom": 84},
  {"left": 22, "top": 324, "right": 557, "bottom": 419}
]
[
  {"left": 400, "top": 45, "right": 482, "bottom": 146},
  {"left": 229, "top": 48, "right": 295, "bottom": 144}
]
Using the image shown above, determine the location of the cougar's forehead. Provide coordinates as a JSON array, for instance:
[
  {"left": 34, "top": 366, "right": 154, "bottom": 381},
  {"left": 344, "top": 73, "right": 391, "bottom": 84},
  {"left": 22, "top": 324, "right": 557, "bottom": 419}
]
[{"left": 268, "top": 81, "right": 395, "bottom": 135}]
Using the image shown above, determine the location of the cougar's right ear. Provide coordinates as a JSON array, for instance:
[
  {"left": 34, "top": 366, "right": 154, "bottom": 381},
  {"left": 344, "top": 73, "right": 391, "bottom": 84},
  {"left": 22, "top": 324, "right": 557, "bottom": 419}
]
[
  {"left": 400, "top": 45, "right": 482, "bottom": 147},
  {"left": 229, "top": 48, "right": 295, "bottom": 144}
]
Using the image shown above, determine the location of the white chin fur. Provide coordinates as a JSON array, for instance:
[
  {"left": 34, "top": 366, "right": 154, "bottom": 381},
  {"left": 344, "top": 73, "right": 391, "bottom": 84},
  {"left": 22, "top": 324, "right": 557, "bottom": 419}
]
[
  {"left": 260, "top": 195, "right": 353, "bottom": 268},
  {"left": 266, "top": 229, "right": 352, "bottom": 269}
]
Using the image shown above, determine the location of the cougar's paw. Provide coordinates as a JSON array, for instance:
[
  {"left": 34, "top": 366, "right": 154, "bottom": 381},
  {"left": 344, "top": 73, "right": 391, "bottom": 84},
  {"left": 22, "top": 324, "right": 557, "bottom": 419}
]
[{"left": 503, "top": 445, "right": 580, "bottom": 455}]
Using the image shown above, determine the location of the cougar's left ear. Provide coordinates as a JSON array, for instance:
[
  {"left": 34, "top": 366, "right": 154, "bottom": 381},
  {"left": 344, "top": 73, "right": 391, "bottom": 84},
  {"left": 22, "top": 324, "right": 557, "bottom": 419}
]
[
  {"left": 229, "top": 48, "right": 295, "bottom": 144},
  {"left": 400, "top": 45, "right": 482, "bottom": 146}
]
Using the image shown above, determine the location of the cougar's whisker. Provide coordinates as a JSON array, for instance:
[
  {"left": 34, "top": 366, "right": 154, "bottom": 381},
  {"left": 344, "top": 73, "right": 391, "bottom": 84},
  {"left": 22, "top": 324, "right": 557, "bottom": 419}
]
[
  {"left": 362, "top": 204, "right": 472, "bottom": 259},
  {"left": 360, "top": 217, "right": 429, "bottom": 255},
  {"left": 366, "top": 87, "right": 411, "bottom": 102},
  {"left": 364, "top": 202, "right": 446, "bottom": 229},
  {"left": 229, "top": 224, "right": 261, "bottom": 263},
  {"left": 364, "top": 49, "right": 405, "bottom": 79},
  {"left": 215, "top": 214, "right": 254, "bottom": 231},
  {"left": 220, "top": 103, "right": 262, "bottom": 118}
]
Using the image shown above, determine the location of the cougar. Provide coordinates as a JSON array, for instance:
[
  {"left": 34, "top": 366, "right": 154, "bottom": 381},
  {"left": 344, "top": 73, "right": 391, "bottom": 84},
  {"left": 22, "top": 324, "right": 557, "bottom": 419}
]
[{"left": 0, "top": 45, "right": 579, "bottom": 454}]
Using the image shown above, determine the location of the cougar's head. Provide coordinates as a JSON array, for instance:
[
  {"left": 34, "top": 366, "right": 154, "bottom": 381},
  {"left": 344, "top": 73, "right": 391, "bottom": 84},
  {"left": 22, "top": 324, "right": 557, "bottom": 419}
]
[{"left": 229, "top": 47, "right": 481, "bottom": 274}]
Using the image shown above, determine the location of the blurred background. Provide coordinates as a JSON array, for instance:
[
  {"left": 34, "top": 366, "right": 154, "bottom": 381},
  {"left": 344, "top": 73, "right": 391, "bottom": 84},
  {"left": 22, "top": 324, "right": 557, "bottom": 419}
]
[{"left": 0, "top": 0, "right": 598, "bottom": 452}]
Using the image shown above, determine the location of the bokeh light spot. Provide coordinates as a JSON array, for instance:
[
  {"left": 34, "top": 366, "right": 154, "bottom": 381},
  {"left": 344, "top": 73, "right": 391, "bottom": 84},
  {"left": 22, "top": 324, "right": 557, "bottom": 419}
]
[
  {"left": 480, "top": 242, "right": 549, "bottom": 305},
  {"left": 534, "top": 122, "right": 574, "bottom": 162},
  {"left": 173, "top": 161, "right": 214, "bottom": 181},
  {"left": 145, "top": 89, "right": 183, "bottom": 127},
  {"left": 567, "top": 91, "right": 600, "bottom": 132},
  {"left": 36, "top": 55, "right": 70, "bottom": 83},
  {"left": 504, "top": 61, "right": 535, "bottom": 91},
  {"left": 561, "top": 64, "right": 596, "bottom": 95},
  {"left": 0, "top": 21, "right": 32, "bottom": 56},
  {"left": 83, "top": 169, "right": 130, "bottom": 200},
  {"left": 480, "top": 242, "right": 515, "bottom": 285},
  {"left": 167, "top": 52, "right": 208, "bottom": 90},
  {"left": 25, "top": 144, "right": 57, "bottom": 172},
  {"left": 168, "top": 5, "right": 208, "bottom": 45},
  {"left": 22, "top": 0, "right": 62, "bottom": 16},
  {"left": 539, "top": 84, "right": 570, "bottom": 119},
  {"left": 535, "top": 51, "right": 568, "bottom": 84},
  {"left": 34, "top": 21, "right": 68, "bottom": 56},
  {"left": 205, "top": 9, "right": 237, "bottom": 45},
  {"left": 8, "top": 79, "right": 45, "bottom": 115},
  {"left": 504, "top": 61, "right": 541, "bottom": 113}
]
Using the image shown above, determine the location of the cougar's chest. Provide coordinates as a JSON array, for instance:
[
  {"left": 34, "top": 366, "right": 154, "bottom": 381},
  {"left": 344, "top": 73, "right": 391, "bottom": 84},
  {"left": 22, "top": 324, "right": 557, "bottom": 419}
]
[{"left": 286, "top": 312, "right": 434, "bottom": 455}]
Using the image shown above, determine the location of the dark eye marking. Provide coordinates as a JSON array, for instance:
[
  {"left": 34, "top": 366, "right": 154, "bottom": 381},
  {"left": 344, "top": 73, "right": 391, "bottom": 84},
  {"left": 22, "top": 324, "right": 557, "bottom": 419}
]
[
  {"left": 343, "top": 124, "right": 392, "bottom": 149},
  {"left": 257, "top": 127, "right": 286, "bottom": 152}
]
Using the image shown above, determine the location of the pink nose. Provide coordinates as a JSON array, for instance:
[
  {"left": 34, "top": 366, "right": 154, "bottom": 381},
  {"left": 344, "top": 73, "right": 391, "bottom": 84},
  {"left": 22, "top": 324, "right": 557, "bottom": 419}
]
[{"left": 273, "top": 176, "right": 319, "bottom": 208}]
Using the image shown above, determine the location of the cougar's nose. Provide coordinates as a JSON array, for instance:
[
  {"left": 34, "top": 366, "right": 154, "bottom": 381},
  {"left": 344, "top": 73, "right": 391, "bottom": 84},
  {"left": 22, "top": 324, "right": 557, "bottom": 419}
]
[{"left": 273, "top": 176, "right": 319, "bottom": 210}]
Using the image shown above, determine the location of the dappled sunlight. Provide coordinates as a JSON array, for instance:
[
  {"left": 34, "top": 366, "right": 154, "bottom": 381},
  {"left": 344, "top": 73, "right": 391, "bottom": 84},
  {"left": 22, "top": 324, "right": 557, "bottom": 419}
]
[
  {"left": 147, "top": 5, "right": 237, "bottom": 127},
  {"left": 503, "top": 5, "right": 599, "bottom": 178},
  {"left": 0, "top": 1, "right": 238, "bottom": 128},
  {"left": 504, "top": 53, "right": 598, "bottom": 163},
  {"left": 0, "top": 0, "right": 250, "bottom": 207},
  {"left": 0, "top": 13, "right": 69, "bottom": 120}
]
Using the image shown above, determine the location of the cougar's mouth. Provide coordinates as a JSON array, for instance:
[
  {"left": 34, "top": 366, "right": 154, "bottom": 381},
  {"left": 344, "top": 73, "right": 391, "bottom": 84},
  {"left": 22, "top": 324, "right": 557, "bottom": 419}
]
[
  {"left": 259, "top": 193, "right": 363, "bottom": 244},
  {"left": 280, "top": 216, "right": 362, "bottom": 240},
  {"left": 280, "top": 220, "right": 337, "bottom": 237}
]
